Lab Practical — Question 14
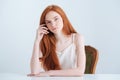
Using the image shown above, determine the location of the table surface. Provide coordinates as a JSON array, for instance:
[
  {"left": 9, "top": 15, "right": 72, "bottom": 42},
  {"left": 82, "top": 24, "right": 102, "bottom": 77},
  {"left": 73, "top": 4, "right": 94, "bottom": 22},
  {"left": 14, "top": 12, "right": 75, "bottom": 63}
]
[{"left": 0, "top": 73, "right": 120, "bottom": 80}]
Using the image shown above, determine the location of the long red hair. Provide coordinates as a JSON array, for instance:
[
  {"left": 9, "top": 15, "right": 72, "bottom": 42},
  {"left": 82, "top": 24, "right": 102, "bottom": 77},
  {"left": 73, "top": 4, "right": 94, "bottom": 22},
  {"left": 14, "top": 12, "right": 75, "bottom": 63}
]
[{"left": 39, "top": 5, "right": 77, "bottom": 71}]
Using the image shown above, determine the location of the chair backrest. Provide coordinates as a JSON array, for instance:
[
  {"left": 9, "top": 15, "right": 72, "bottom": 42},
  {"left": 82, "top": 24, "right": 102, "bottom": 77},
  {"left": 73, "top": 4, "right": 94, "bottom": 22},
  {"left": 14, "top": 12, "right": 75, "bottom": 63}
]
[{"left": 85, "top": 45, "right": 98, "bottom": 74}]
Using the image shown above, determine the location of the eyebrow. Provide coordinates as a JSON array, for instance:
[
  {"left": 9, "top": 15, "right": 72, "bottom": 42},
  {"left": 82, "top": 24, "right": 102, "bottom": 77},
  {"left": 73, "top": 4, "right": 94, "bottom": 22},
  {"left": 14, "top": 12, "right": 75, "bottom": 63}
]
[{"left": 45, "top": 16, "right": 58, "bottom": 21}]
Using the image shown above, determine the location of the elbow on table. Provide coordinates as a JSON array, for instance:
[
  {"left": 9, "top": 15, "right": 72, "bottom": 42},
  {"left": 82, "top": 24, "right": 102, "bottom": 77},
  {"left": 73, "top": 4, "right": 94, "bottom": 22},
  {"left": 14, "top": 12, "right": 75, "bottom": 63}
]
[{"left": 76, "top": 68, "right": 85, "bottom": 76}]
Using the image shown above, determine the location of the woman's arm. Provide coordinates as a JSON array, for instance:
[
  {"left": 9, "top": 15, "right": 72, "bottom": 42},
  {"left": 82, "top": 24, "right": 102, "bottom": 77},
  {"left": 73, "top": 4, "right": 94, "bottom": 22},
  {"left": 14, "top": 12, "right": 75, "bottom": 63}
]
[
  {"left": 75, "top": 33, "right": 86, "bottom": 75},
  {"left": 48, "top": 68, "right": 84, "bottom": 76},
  {"left": 30, "top": 40, "right": 43, "bottom": 74},
  {"left": 35, "top": 33, "right": 86, "bottom": 77},
  {"left": 28, "top": 25, "right": 48, "bottom": 75}
]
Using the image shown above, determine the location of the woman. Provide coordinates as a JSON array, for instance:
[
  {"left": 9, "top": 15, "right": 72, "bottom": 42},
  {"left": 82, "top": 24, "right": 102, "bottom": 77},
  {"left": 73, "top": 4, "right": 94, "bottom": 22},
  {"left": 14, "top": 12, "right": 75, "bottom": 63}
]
[{"left": 28, "top": 5, "right": 86, "bottom": 77}]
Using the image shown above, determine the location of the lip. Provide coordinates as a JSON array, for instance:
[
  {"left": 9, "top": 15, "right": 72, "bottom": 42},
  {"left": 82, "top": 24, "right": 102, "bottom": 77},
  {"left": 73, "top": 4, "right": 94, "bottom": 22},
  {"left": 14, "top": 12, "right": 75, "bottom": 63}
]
[{"left": 52, "top": 28, "right": 57, "bottom": 31}]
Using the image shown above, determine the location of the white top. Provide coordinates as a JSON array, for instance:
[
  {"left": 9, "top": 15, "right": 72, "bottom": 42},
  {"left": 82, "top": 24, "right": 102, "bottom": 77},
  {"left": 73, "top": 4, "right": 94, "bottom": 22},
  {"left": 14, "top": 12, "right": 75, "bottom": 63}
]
[
  {"left": 40, "top": 34, "right": 77, "bottom": 72},
  {"left": 56, "top": 33, "right": 77, "bottom": 69}
]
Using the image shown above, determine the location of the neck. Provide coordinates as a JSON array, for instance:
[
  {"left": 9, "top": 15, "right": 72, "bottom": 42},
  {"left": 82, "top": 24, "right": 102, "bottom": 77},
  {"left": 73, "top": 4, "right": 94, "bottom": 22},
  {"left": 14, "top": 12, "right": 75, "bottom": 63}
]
[{"left": 54, "top": 32, "right": 67, "bottom": 43}]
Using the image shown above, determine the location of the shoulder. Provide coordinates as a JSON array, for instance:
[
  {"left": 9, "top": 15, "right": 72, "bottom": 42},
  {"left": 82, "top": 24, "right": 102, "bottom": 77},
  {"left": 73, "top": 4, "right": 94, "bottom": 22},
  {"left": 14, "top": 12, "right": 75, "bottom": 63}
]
[
  {"left": 73, "top": 33, "right": 84, "bottom": 41},
  {"left": 72, "top": 33, "right": 85, "bottom": 47}
]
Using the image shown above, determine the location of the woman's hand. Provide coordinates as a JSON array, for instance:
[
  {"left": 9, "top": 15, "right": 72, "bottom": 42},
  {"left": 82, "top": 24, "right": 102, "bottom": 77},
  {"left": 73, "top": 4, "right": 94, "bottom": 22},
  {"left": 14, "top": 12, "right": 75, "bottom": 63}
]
[
  {"left": 27, "top": 72, "right": 50, "bottom": 77},
  {"left": 35, "top": 24, "right": 49, "bottom": 42}
]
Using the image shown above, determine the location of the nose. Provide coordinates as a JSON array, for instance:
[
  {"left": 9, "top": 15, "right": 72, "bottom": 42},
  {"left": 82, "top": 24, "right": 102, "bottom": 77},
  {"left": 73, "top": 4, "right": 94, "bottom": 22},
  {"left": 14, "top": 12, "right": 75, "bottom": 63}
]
[{"left": 51, "top": 21, "right": 56, "bottom": 26}]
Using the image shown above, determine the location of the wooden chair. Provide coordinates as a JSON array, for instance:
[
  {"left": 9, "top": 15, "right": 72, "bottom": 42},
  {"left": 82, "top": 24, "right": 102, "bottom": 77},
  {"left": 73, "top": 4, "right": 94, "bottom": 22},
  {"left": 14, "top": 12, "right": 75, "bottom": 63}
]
[{"left": 85, "top": 45, "right": 99, "bottom": 74}]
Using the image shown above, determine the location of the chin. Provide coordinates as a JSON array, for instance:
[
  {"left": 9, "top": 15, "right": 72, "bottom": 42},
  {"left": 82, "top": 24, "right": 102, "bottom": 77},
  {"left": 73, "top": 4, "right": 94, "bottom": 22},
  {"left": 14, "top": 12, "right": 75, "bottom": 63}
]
[{"left": 52, "top": 30, "right": 60, "bottom": 34}]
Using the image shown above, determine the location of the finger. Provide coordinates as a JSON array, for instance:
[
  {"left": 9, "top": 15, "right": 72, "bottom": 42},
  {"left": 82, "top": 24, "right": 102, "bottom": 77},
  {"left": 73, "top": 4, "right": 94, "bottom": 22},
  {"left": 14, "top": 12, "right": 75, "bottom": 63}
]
[
  {"left": 40, "top": 27, "right": 48, "bottom": 30},
  {"left": 42, "top": 30, "right": 49, "bottom": 33},
  {"left": 37, "top": 27, "right": 48, "bottom": 32},
  {"left": 41, "top": 30, "right": 49, "bottom": 34},
  {"left": 37, "top": 28, "right": 47, "bottom": 34},
  {"left": 38, "top": 29, "right": 49, "bottom": 33},
  {"left": 40, "top": 24, "right": 46, "bottom": 27},
  {"left": 39, "top": 24, "right": 46, "bottom": 29},
  {"left": 27, "top": 74, "right": 35, "bottom": 76},
  {"left": 34, "top": 74, "right": 41, "bottom": 77}
]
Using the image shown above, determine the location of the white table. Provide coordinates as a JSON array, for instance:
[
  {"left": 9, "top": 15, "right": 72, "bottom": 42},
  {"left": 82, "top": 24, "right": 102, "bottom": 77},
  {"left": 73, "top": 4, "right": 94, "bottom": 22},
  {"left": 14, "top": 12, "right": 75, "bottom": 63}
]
[{"left": 0, "top": 73, "right": 120, "bottom": 80}]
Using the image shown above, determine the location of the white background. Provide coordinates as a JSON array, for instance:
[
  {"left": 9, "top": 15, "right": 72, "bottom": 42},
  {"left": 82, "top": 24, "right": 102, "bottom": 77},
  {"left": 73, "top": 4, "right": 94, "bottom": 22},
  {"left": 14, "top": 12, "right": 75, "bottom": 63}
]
[{"left": 0, "top": 0, "right": 120, "bottom": 74}]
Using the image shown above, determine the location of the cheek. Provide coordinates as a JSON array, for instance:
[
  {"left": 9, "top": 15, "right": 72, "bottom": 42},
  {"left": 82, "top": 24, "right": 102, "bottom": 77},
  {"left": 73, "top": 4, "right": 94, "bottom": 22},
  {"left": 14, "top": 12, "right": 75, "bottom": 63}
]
[
  {"left": 47, "top": 26, "right": 51, "bottom": 30},
  {"left": 46, "top": 25, "right": 53, "bottom": 32},
  {"left": 58, "top": 20, "right": 63, "bottom": 28},
  {"left": 57, "top": 18, "right": 62, "bottom": 24}
]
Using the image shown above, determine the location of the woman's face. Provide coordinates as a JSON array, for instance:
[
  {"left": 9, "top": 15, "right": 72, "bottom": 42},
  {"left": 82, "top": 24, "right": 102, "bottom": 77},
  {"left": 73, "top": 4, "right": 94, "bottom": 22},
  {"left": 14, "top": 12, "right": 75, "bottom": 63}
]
[{"left": 45, "top": 11, "right": 63, "bottom": 34}]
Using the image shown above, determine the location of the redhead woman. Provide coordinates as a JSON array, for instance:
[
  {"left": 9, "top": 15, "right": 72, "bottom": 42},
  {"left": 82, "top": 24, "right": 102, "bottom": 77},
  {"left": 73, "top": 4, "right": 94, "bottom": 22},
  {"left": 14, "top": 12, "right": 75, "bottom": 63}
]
[{"left": 28, "top": 5, "right": 86, "bottom": 77}]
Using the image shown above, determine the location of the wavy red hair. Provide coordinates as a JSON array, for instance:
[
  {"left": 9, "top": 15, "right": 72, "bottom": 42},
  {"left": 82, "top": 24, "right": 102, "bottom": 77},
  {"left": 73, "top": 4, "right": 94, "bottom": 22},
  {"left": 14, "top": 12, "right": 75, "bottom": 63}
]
[{"left": 39, "top": 5, "right": 77, "bottom": 71}]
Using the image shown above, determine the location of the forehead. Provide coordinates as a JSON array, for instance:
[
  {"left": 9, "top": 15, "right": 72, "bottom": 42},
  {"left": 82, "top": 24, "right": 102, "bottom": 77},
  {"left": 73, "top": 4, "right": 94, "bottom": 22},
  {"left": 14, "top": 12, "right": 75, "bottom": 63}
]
[{"left": 45, "top": 11, "right": 61, "bottom": 20}]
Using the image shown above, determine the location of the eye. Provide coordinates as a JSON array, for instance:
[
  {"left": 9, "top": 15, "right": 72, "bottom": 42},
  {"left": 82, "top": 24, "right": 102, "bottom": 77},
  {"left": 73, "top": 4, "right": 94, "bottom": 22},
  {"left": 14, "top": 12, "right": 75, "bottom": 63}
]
[
  {"left": 54, "top": 18, "right": 58, "bottom": 21},
  {"left": 46, "top": 21, "right": 51, "bottom": 24}
]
